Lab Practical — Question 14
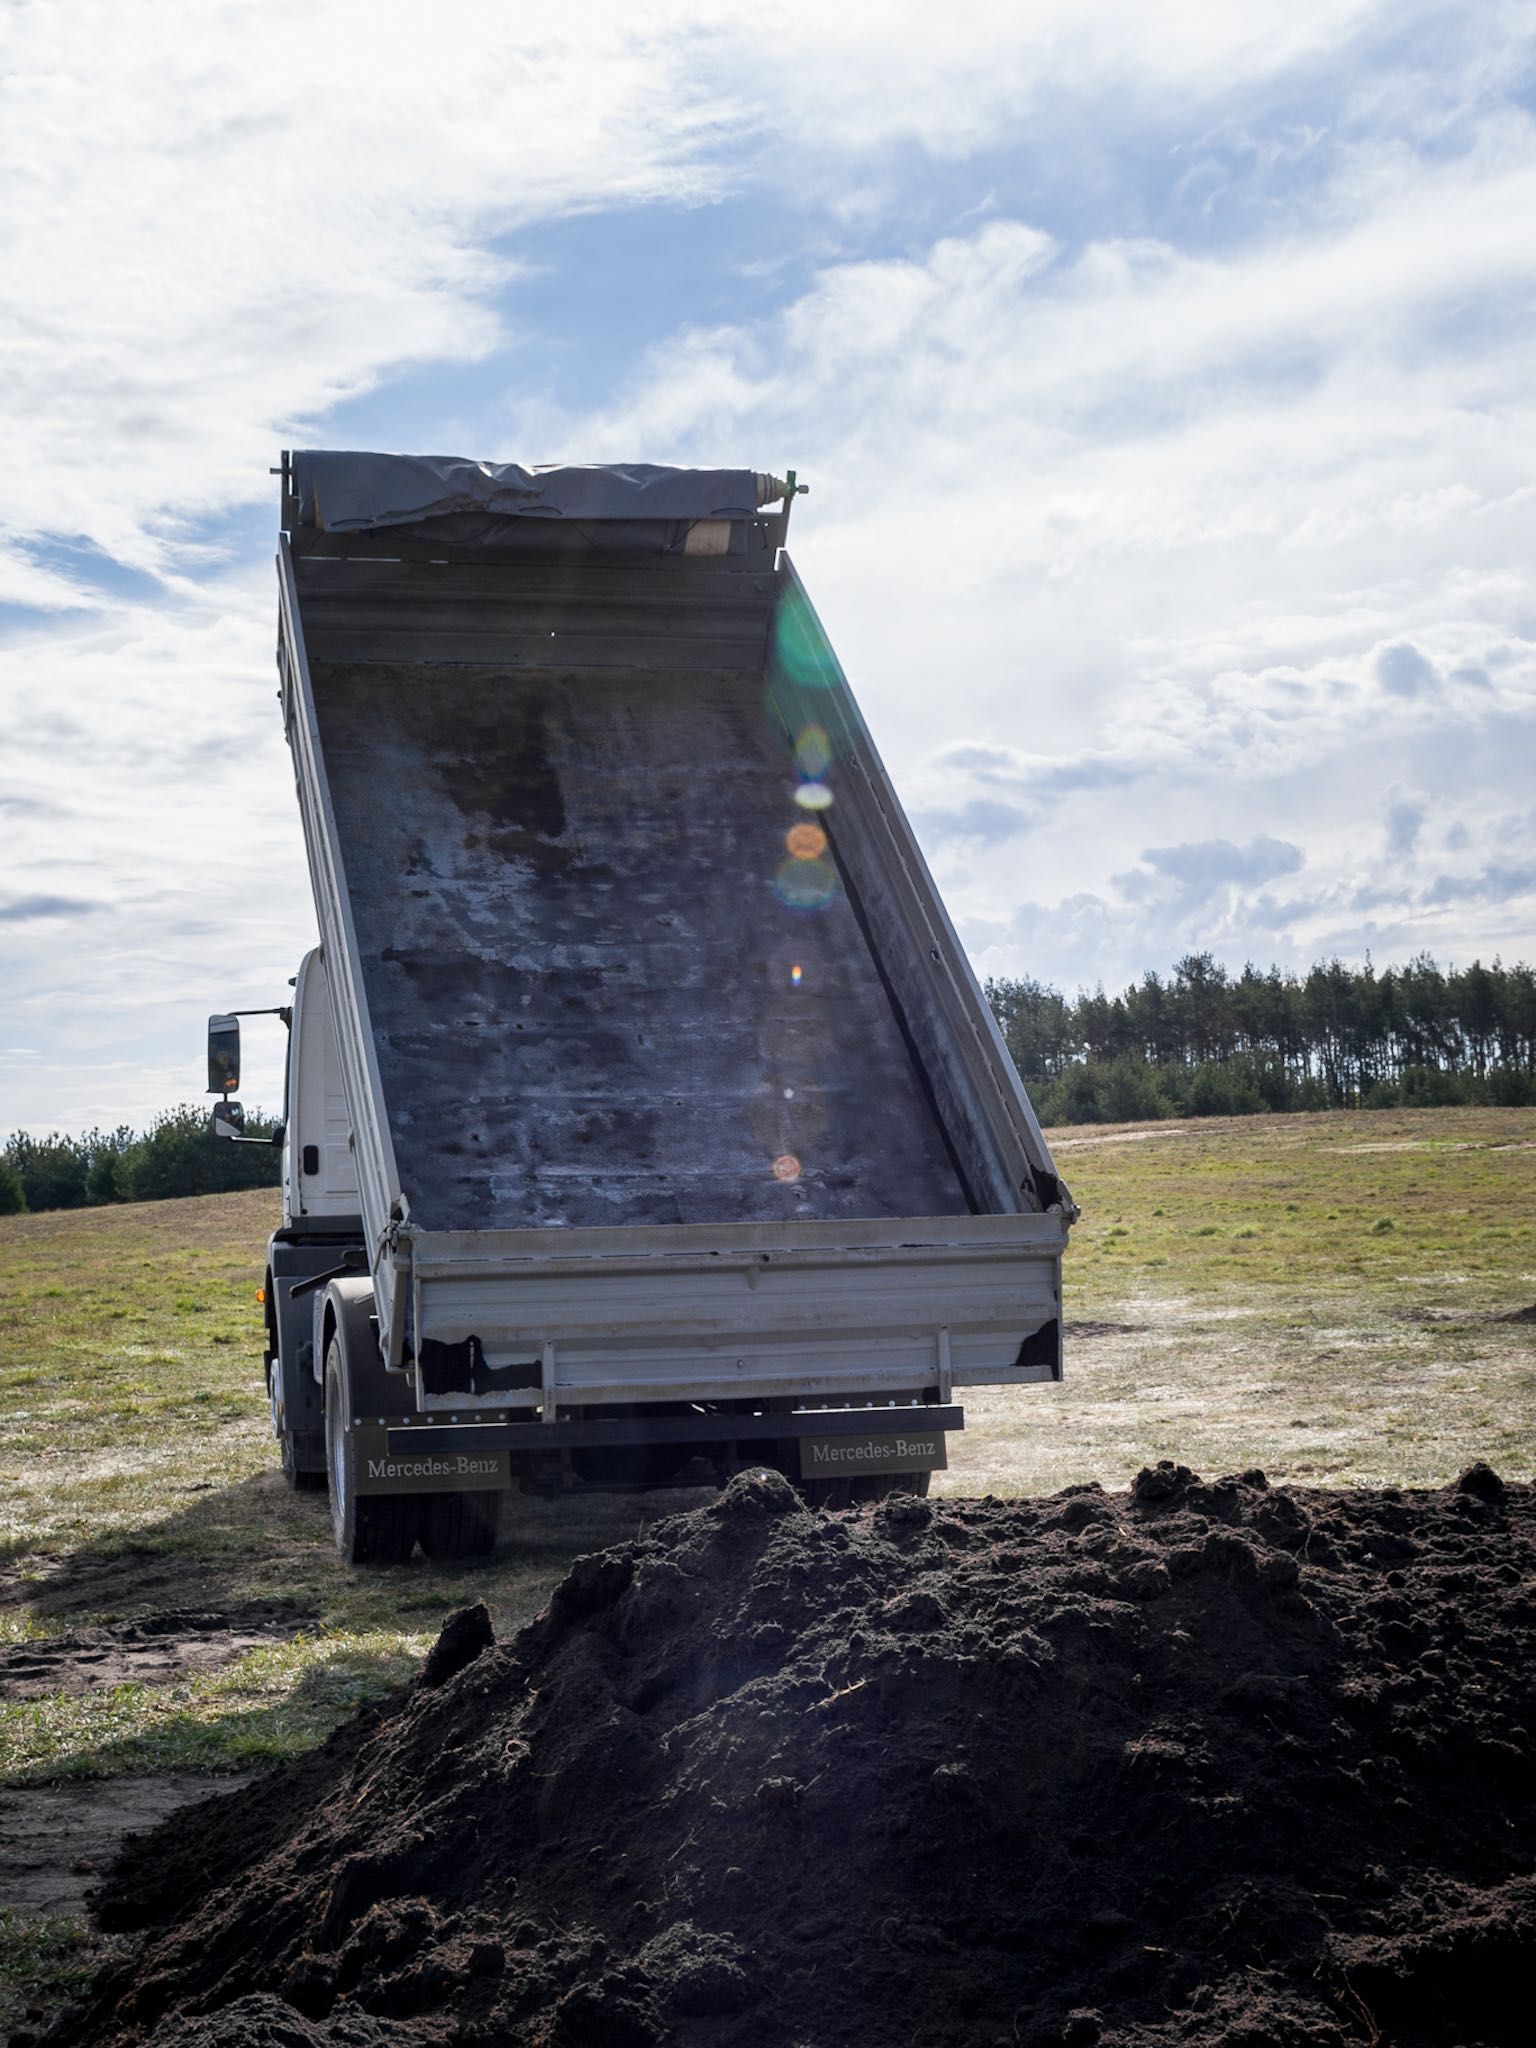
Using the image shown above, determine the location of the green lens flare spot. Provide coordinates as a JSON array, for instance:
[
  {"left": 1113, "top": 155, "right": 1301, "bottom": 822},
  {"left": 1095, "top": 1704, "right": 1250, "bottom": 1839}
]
[
  {"left": 774, "top": 856, "right": 838, "bottom": 911},
  {"left": 774, "top": 592, "right": 838, "bottom": 691}
]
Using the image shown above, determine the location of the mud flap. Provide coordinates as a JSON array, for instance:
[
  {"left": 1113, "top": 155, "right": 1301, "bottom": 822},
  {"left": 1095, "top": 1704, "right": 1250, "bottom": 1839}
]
[
  {"left": 351, "top": 1422, "right": 508, "bottom": 1495},
  {"left": 798, "top": 1429, "right": 947, "bottom": 1480}
]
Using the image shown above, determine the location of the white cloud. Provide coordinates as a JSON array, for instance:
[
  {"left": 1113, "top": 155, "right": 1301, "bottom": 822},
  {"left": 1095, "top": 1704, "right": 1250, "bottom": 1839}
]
[
  {"left": 1384, "top": 796, "right": 1426, "bottom": 860},
  {"left": 0, "top": 576, "right": 314, "bottom": 1128},
  {"left": 528, "top": 76, "right": 1536, "bottom": 993},
  {"left": 0, "top": 1, "right": 750, "bottom": 590},
  {"left": 4, "top": 0, "right": 1536, "bottom": 1125},
  {"left": 0, "top": 1, "right": 1453, "bottom": 593},
  {"left": 710, "top": 0, "right": 1388, "bottom": 159},
  {"left": 1136, "top": 837, "right": 1305, "bottom": 895}
]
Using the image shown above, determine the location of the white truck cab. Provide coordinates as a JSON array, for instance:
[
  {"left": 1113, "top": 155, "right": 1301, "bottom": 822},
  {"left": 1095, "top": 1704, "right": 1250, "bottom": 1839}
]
[
  {"left": 211, "top": 952, "right": 369, "bottom": 1493},
  {"left": 284, "top": 949, "right": 359, "bottom": 1225}
]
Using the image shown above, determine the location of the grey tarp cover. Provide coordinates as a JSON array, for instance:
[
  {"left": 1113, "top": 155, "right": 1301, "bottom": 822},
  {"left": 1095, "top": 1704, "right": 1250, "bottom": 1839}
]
[{"left": 293, "top": 453, "right": 783, "bottom": 533}]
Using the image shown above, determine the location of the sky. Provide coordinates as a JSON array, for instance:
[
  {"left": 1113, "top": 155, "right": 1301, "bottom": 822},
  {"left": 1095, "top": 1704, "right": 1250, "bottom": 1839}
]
[{"left": 2, "top": 0, "right": 1534, "bottom": 1133}]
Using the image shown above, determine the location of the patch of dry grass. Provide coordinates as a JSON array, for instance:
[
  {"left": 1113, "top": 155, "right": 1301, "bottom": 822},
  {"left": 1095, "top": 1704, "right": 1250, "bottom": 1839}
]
[
  {"left": 941, "top": 1105, "right": 1535, "bottom": 1497},
  {"left": 0, "top": 1190, "right": 281, "bottom": 1558},
  {"left": 0, "top": 1189, "right": 675, "bottom": 1781}
]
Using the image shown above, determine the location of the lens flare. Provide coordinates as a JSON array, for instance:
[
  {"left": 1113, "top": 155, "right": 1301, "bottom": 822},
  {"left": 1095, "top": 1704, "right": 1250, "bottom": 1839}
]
[
  {"left": 790, "top": 964, "right": 803, "bottom": 985},
  {"left": 795, "top": 723, "right": 833, "bottom": 778},
  {"left": 794, "top": 781, "right": 834, "bottom": 810},
  {"left": 786, "top": 822, "right": 827, "bottom": 861},
  {"left": 774, "top": 857, "right": 838, "bottom": 911},
  {"left": 772, "top": 1153, "right": 801, "bottom": 1182},
  {"left": 773, "top": 594, "right": 837, "bottom": 692}
]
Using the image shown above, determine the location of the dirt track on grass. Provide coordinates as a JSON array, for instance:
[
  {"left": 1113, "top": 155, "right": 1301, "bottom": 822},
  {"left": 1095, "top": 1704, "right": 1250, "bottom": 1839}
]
[
  {"left": 0, "top": 1606, "right": 313, "bottom": 1701},
  {"left": 41, "top": 1465, "right": 1536, "bottom": 2048}
]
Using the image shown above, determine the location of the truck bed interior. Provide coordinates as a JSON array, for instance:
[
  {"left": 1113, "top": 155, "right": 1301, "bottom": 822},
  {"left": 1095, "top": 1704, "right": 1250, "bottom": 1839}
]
[{"left": 309, "top": 654, "right": 974, "bottom": 1232}]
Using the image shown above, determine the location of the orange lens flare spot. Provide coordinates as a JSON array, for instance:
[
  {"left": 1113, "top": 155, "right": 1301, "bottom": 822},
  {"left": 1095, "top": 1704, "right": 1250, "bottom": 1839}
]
[
  {"left": 256, "top": 1287, "right": 266, "bottom": 1304},
  {"left": 772, "top": 1154, "right": 801, "bottom": 1182},
  {"left": 790, "top": 963, "right": 803, "bottom": 985},
  {"left": 786, "top": 822, "right": 827, "bottom": 861}
]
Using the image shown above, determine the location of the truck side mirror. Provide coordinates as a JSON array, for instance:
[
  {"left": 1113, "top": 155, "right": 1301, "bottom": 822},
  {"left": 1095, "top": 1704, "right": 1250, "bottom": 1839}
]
[
  {"left": 211, "top": 1100, "right": 246, "bottom": 1140},
  {"left": 208, "top": 1014, "right": 241, "bottom": 1095}
]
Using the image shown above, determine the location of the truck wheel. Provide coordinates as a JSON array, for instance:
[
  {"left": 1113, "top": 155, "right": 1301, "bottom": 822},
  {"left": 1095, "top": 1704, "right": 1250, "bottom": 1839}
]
[
  {"left": 272, "top": 1363, "right": 326, "bottom": 1491},
  {"left": 324, "top": 1340, "right": 417, "bottom": 1565},
  {"left": 865, "top": 1470, "right": 932, "bottom": 1501},
  {"left": 799, "top": 1470, "right": 932, "bottom": 1509},
  {"left": 799, "top": 1475, "right": 857, "bottom": 1510},
  {"left": 281, "top": 1431, "right": 328, "bottom": 1492},
  {"left": 419, "top": 1491, "right": 502, "bottom": 1561}
]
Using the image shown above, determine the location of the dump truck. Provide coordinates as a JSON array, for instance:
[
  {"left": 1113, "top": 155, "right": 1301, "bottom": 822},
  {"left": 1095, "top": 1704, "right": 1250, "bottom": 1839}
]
[{"left": 211, "top": 451, "right": 1075, "bottom": 1563}]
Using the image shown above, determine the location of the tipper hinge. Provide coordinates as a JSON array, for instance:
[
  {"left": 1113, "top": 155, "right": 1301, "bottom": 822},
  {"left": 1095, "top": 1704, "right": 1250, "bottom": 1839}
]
[{"left": 380, "top": 1208, "right": 419, "bottom": 1370}]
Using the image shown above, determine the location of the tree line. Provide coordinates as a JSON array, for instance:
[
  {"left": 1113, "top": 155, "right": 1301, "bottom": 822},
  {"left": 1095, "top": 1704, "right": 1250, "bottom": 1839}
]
[
  {"left": 986, "top": 952, "right": 1536, "bottom": 1125},
  {"left": 0, "top": 1108, "right": 281, "bottom": 1215}
]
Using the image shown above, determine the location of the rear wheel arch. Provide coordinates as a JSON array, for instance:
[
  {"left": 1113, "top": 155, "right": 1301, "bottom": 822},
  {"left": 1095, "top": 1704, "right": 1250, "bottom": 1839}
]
[
  {"left": 318, "top": 1296, "right": 340, "bottom": 1384},
  {"left": 269, "top": 1265, "right": 326, "bottom": 1490}
]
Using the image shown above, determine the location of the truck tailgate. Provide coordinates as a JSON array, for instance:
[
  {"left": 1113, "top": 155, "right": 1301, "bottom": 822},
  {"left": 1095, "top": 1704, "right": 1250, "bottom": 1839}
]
[{"left": 403, "top": 1211, "right": 1064, "bottom": 1412}]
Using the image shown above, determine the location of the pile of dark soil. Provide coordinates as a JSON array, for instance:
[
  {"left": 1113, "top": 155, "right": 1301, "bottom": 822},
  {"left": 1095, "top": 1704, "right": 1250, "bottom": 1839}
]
[{"left": 50, "top": 1465, "right": 1536, "bottom": 2047}]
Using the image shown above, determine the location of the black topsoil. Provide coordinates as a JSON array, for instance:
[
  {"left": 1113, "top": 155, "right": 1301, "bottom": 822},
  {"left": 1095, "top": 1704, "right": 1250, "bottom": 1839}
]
[{"left": 41, "top": 1463, "right": 1536, "bottom": 2048}]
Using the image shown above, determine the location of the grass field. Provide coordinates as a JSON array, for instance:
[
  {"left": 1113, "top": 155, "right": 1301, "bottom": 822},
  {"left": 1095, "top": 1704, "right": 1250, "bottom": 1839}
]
[
  {"left": 0, "top": 1118, "right": 1527, "bottom": 1684},
  {"left": 964, "top": 1102, "right": 1535, "bottom": 1495},
  {"left": 3, "top": 1106, "right": 1531, "bottom": 1739},
  {"left": 0, "top": 1104, "right": 1531, "bottom": 2026}
]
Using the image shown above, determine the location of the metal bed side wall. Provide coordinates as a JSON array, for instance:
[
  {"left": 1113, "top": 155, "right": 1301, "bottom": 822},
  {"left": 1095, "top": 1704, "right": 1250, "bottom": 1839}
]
[
  {"left": 276, "top": 536, "right": 406, "bottom": 1354},
  {"left": 768, "top": 555, "right": 1071, "bottom": 1217}
]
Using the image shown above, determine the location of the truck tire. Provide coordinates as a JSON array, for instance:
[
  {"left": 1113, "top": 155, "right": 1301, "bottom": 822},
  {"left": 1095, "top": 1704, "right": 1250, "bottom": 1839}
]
[
  {"left": 271, "top": 1364, "right": 326, "bottom": 1491},
  {"left": 800, "top": 1470, "right": 932, "bottom": 1509},
  {"left": 419, "top": 1490, "right": 502, "bottom": 1561},
  {"left": 281, "top": 1431, "right": 328, "bottom": 1492},
  {"left": 798, "top": 1474, "right": 855, "bottom": 1509},
  {"left": 874, "top": 1469, "right": 932, "bottom": 1500},
  {"left": 324, "top": 1339, "right": 417, "bottom": 1565}
]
